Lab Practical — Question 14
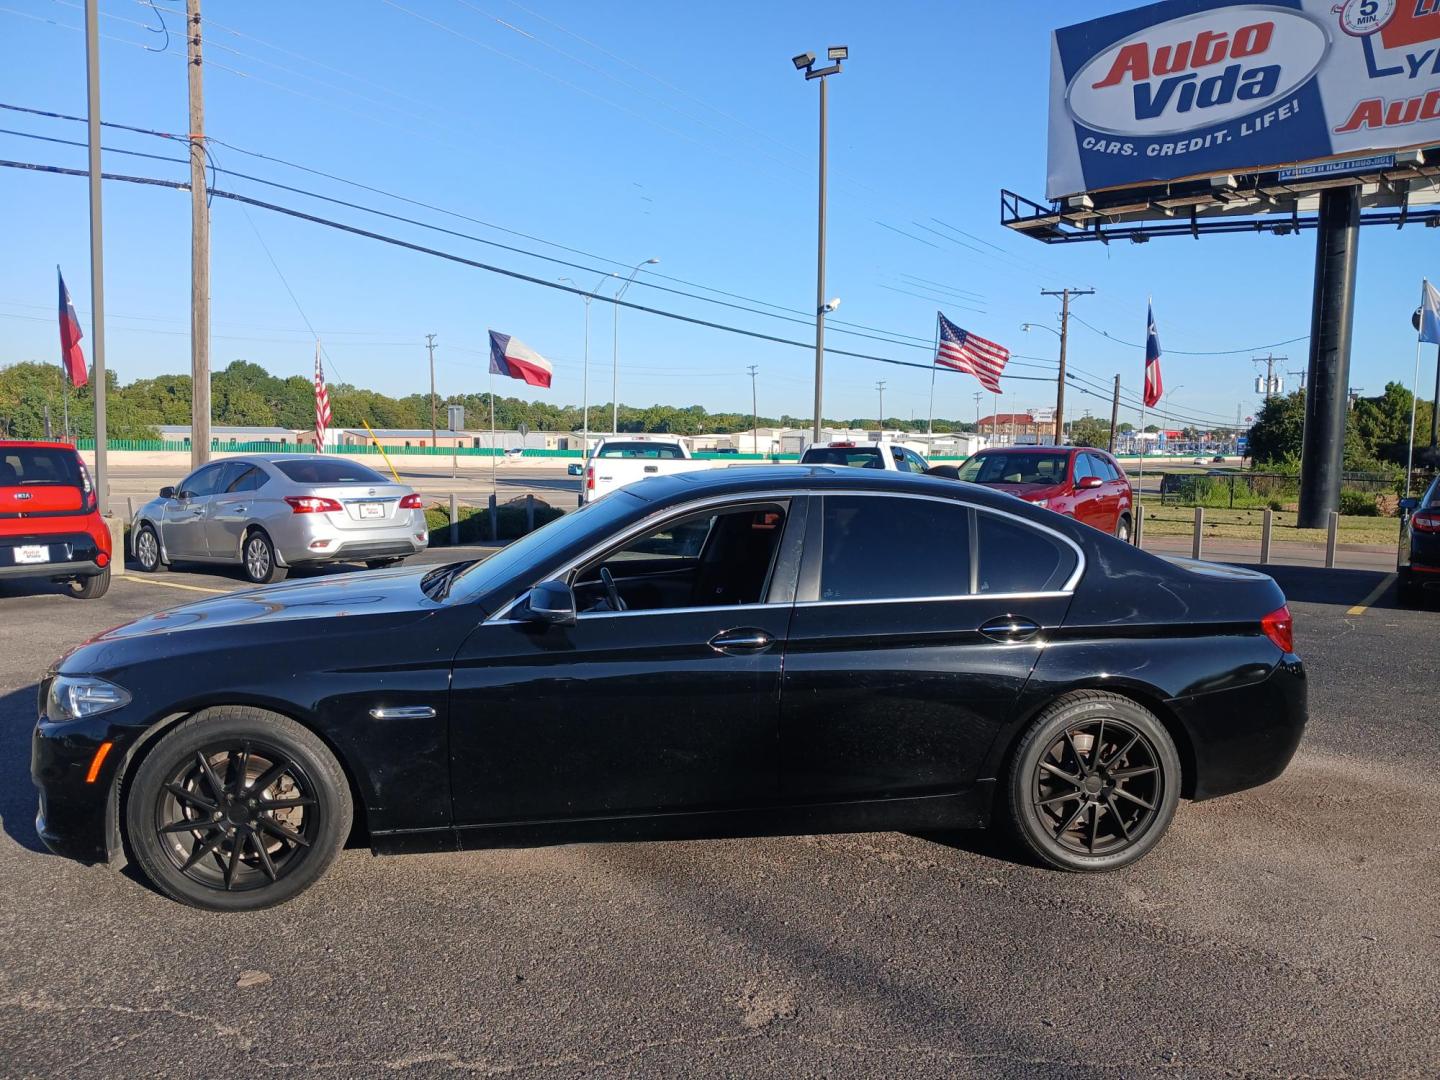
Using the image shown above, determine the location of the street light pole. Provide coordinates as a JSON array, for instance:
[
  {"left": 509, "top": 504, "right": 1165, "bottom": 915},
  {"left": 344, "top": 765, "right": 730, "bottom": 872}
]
[
  {"left": 83, "top": 0, "right": 109, "bottom": 514},
  {"left": 747, "top": 365, "right": 760, "bottom": 457},
  {"left": 793, "top": 47, "right": 847, "bottom": 444},
  {"left": 611, "top": 258, "right": 658, "bottom": 436}
]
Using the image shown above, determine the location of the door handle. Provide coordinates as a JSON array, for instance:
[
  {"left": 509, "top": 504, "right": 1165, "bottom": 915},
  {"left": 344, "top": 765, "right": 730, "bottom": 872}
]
[
  {"left": 707, "top": 628, "right": 775, "bottom": 654},
  {"left": 369, "top": 705, "right": 437, "bottom": 720},
  {"left": 978, "top": 616, "right": 1042, "bottom": 644}
]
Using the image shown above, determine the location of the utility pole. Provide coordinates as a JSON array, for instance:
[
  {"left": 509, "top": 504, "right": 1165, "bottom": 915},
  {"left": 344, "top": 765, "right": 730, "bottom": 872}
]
[
  {"left": 425, "top": 333, "right": 438, "bottom": 446},
  {"left": 1039, "top": 287, "right": 1094, "bottom": 446},
  {"left": 747, "top": 365, "right": 760, "bottom": 456},
  {"left": 1108, "top": 373, "right": 1121, "bottom": 453},
  {"left": 84, "top": 0, "right": 109, "bottom": 513},
  {"left": 875, "top": 380, "right": 886, "bottom": 430},
  {"left": 973, "top": 392, "right": 983, "bottom": 437},
  {"left": 187, "top": 0, "right": 210, "bottom": 470}
]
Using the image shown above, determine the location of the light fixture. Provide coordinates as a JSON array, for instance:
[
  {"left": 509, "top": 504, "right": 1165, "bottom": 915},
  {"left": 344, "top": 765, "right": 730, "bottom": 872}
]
[
  {"left": 822, "top": 298, "right": 841, "bottom": 313},
  {"left": 827, "top": 45, "right": 848, "bottom": 61},
  {"left": 792, "top": 52, "right": 815, "bottom": 70}
]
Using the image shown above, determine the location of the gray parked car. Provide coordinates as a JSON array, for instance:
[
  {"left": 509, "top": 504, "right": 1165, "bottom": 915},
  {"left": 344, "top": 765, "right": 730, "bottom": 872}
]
[{"left": 130, "top": 455, "right": 429, "bottom": 584}]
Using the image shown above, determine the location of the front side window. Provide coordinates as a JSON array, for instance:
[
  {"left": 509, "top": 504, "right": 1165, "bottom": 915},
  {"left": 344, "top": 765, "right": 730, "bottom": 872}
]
[
  {"left": 819, "top": 495, "right": 971, "bottom": 602},
  {"left": 975, "top": 512, "right": 1077, "bottom": 594},
  {"left": 957, "top": 452, "right": 1071, "bottom": 486},
  {"left": 180, "top": 463, "right": 225, "bottom": 499}
]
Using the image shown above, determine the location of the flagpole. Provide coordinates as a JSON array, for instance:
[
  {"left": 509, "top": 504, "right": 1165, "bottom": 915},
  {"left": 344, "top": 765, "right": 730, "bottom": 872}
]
[
  {"left": 1405, "top": 278, "right": 1427, "bottom": 496},
  {"left": 489, "top": 367, "right": 498, "bottom": 496},
  {"left": 62, "top": 367, "right": 71, "bottom": 441},
  {"left": 927, "top": 314, "right": 940, "bottom": 436}
]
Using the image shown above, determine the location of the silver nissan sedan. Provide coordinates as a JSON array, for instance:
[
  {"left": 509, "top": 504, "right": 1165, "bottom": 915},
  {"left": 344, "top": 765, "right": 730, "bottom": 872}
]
[{"left": 130, "top": 455, "right": 429, "bottom": 584}]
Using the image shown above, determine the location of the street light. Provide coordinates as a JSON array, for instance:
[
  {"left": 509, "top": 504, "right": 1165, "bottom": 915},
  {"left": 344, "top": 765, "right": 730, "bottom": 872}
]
[
  {"left": 559, "top": 273, "right": 613, "bottom": 457},
  {"left": 793, "top": 45, "right": 848, "bottom": 442},
  {"left": 612, "top": 257, "right": 659, "bottom": 435}
]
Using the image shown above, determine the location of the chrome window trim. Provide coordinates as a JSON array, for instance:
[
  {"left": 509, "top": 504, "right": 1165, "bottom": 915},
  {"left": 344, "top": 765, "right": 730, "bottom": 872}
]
[{"left": 486, "top": 487, "right": 1085, "bottom": 622}]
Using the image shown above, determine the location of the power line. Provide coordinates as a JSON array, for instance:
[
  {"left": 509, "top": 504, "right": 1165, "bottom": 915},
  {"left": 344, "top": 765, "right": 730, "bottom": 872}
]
[{"left": 1069, "top": 313, "right": 1309, "bottom": 358}]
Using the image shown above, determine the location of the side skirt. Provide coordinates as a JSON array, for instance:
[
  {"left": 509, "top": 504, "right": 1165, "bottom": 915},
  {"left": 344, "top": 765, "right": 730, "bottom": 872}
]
[{"left": 369, "top": 785, "right": 993, "bottom": 856}]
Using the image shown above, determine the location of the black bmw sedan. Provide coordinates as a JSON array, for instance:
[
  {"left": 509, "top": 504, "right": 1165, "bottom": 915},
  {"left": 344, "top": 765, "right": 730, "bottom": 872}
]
[{"left": 33, "top": 467, "right": 1306, "bottom": 910}]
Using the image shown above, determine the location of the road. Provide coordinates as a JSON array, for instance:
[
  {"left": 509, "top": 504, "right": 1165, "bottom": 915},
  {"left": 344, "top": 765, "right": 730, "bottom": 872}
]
[{"left": 0, "top": 560, "right": 1436, "bottom": 1078}]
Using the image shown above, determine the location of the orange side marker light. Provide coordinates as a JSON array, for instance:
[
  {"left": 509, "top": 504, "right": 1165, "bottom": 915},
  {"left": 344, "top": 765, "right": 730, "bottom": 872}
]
[{"left": 85, "top": 741, "right": 115, "bottom": 783}]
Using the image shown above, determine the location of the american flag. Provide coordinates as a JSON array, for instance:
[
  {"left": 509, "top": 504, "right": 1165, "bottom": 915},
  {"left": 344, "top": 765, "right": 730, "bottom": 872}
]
[
  {"left": 935, "top": 313, "right": 1009, "bottom": 394},
  {"left": 313, "top": 343, "right": 331, "bottom": 453}
]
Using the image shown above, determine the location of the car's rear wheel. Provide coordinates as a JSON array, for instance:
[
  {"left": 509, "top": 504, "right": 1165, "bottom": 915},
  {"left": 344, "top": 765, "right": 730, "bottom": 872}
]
[
  {"left": 1005, "top": 692, "right": 1180, "bottom": 872},
  {"left": 69, "top": 567, "right": 110, "bottom": 599},
  {"left": 124, "top": 707, "right": 352, "bottom": 911},
  {"left": 365, "top": 558, "right": 402, "bottom": 570},
  {"left": 242, "top": 529, "right": 288, "bottom": 585},
  {"left": 134, "top": 523, "right": 162, "bottom": 572}
]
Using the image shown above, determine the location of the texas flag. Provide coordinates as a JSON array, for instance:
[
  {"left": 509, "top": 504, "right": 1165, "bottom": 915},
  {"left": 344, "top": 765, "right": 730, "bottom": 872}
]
[
  {"left": 57, "top": 268, "right": 89, "bottom": 387},
  {"left": 1144, "top": 300, "right": 1163, "bottom": 409},
  {"left": 488, "top": 330, "right": 553, "bottom": 388}
]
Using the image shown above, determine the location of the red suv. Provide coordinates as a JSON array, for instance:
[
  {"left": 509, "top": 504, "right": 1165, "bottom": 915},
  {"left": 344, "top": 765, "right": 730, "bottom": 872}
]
[
  {"left": 0, "top": 440, "right": 112, "bottom": 598},
  {"left": 955, "top": 446, "right": 1135, "bottom": 541}
]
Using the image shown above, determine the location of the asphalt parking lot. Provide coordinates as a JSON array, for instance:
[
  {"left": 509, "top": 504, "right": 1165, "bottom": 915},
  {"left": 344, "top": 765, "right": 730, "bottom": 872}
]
[{"left": 0, "top": 557, "right": 1436, "bottom": 1078}]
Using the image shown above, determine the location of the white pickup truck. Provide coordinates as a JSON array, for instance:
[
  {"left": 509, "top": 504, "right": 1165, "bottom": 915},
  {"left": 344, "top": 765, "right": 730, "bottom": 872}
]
[
  {"left": 580, "top": 437, "right": 715, "bottom": 505},
  {"left": 799, "top": 439, "right": 933, "bottom": 474}
]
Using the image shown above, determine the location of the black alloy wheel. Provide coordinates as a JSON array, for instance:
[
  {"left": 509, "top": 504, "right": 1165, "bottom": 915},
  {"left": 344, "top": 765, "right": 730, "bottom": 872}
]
[
  {"left": 125, "top": 708, "right": 351, "bottom": 910},
  {"left": 134, "top": 523, "right": 162, "bottom": 572},
  {"left": 1006, "top": 692, "right": 1180, "bottom": 872}
]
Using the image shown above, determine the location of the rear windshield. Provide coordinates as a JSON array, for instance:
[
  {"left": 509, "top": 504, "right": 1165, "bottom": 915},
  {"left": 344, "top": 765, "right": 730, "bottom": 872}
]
[
  {"left": 800, "top": 447, "right": 885, "bottom": 468},
  {"left": 0, "top": 447, "right": 82, "bottom": 487},
  {"left": 595, "top": 443, "right": 683, "bottom": 459},
  {"left": 273, "top": 459, "right": 388, "bottom": 484},
  {"left": 958, "top": 452, "right": 1071, "bottom": 485}
]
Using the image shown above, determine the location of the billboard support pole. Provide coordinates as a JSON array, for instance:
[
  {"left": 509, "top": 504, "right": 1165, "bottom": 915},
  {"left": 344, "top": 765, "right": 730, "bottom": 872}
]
[{"left": 1298, "top": 186, "right": 1360, "bottom": 530}]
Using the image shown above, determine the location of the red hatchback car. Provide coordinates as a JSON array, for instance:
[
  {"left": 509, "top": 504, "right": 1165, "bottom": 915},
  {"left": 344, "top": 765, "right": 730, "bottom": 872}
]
[
  {"left": 955, "top": 446, "right": 1135, "bottom": 542},
  {"left": 0, "top": 440, "right": 111, "bottom": 598}
]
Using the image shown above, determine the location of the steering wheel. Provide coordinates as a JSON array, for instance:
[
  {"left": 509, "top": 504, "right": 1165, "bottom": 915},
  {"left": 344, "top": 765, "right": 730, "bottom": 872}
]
[{"left": 599, "top": 566, "right": 627, "bottom": 612}]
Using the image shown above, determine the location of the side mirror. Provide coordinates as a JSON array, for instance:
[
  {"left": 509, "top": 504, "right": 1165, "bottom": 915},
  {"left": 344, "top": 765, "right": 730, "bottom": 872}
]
[
  {"left": 524, "top": 580, "right": 576, "bottom": 626},
  {"left": 1077, "top": 476, "right": 1104, "bottom": 490},
  {"left": 159, "top": 486, "right": 177, "bottom": 499}
]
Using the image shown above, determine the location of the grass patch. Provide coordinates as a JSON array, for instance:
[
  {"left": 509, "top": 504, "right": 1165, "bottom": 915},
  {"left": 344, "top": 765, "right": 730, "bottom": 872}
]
[
  {"left": 1139, "top": 504, "right": 1399, "bottom": 546},
  {"left": 424, "top": 498, "right": 565, "bottom": 545}
]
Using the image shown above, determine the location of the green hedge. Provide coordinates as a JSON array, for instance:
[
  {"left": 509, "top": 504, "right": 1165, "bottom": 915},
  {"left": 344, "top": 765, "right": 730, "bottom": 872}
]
[{"left": 424, "top": 501, "right": 566, "bottom": 545}]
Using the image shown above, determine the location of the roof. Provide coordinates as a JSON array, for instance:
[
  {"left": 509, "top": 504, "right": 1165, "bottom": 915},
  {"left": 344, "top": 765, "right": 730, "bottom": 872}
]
[{"left": 971, "top": 445, "right": 1079, "bottom": 455}]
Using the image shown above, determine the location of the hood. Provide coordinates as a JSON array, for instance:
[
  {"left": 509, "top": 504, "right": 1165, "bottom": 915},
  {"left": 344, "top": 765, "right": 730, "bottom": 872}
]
[{"left": 92, "top": 562, "right": 443, "bottom": 643}]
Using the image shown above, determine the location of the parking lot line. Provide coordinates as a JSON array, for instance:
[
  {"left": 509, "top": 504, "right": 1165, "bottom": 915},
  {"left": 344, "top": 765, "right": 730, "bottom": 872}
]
[
  {"left": 1347, "top": 574, "right": 1396, "bottom": 616},
  {"left": 121, "top": 576, "right": 234, "bottom": 596}
]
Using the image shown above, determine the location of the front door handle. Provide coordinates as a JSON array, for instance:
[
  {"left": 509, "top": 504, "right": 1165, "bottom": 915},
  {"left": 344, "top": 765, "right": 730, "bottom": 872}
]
[
  {"left": 708, "top": 628, "right": 775, "bottom": 654},
  {"left": 369, "top": 705, "right": 438, "bottom": 720},
  {"left": 978, "top": 616, "right": 1042, "bottom": 644}
]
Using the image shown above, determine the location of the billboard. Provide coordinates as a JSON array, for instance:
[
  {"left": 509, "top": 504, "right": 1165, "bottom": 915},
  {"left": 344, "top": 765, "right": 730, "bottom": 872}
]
[{"left": 1047, "top": 0, "right": 1440, "bottom": 199}]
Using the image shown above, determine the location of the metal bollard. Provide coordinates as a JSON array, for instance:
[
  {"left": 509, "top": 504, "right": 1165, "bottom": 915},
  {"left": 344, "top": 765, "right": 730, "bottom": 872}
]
[
  {"left": 1260, "top": 508, "right": 1273, "bottom": 565},
  {"left": 1134, "top": 503, "right": 1144, "bottom": 549},
  {"left": 526, "top": 493, "right": 535, "bottom": 534},
  {"left": 449, "top": 493, "right": 458, "bottom": 546},
  {"left": 1192, "top": 506, "right": 1204, "bottom": 561},
  {"left": 488, "top": 493, "right": 498, "bottom": 542},
  {"left": 1325, "top": 510, "right": 1338, "bottom": 569}
]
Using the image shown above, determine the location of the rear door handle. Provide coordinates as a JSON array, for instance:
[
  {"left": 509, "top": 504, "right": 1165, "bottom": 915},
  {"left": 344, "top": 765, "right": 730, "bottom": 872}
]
[
  {"left": 978, "top": 616, "right": 1042, "bottom": 644},
  {"left": 708, "top": 628, "right": 775, "bottom": 654}
]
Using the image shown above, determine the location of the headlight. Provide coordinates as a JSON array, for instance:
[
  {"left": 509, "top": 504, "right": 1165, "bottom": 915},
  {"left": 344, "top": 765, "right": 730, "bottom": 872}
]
[{"left": 46, "top": 675, "right": 131, "bottom": 722}]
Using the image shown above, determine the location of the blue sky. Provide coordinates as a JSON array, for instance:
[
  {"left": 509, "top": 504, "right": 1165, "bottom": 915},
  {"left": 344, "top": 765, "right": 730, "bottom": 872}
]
[{"left": 0, "top": 0, "right": 1435, "bottom": 433}]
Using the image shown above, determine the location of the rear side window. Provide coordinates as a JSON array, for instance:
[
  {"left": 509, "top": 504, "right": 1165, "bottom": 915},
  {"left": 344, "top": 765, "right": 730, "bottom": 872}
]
[
  {"left": 595, "top": 443, "right": 683, "bottom": 460},
  {"left": 223, "top": 464, "right": 266, "bottom": 493},
  {"left": 975, "top": 512, "right": 1077, "bottom": 594},
  {"left": 802, "top": 447, "right": 886, "bottom": 469},
  {"left": 820, "top": 495, "right": 971, "bottom": 601},
  {"left": 0, "top": 448, "right": 81, "bottom": 487},
  {"left": 274, "top": 459, "right": 387, "bottom": 484}
]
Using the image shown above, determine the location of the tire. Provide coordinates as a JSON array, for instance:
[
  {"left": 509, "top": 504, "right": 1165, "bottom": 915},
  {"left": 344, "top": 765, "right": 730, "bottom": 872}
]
[
  {"left": 124, "top": 707, "right": 352, "bottom": 911},
  {"left": 1114, "top": 515, "right": 1132, "bottom": 544},
  {"left": 365, "top": 558, "right": 402, "bottom": 570},
  {"left": 70, "top": 567, "right": 111, "bottom": 599},
  {"left": 242, "top": 529, "right": 288, "bottom": 585},
  {"left": 1004, "top": 691, "right": 1181, "bottom": 873},
  {"left": 134, "top": 523, "right": 162, "bottom": 573}
]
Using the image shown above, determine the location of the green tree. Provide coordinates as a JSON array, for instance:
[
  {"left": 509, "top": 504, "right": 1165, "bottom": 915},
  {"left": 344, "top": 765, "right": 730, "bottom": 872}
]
[
  {"left": 1247, "top": 391, "right": 1306, "bottom": 464},
  {"left": 1069, "top": 416, "right": 1111, "bottom": 449}
]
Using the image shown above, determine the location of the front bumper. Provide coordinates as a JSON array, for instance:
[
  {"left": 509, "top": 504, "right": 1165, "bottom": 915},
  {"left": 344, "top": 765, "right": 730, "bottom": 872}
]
[
  {"left": 0, "top": 532, "right": 106, "bottom": 580},
  {"left": 31, "top": 712, "right": 124, "bottom": 864}
]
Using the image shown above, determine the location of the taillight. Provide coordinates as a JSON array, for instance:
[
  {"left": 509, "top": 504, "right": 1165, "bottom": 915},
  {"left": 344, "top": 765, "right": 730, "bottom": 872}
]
[
  {"left": 284, "top": 495, "right": 343, "bottom": 514},
  {"left": 398, "top": 494, "right": 424, "bottom": 509},
  {"left": 1260, "top": 605, "right": 1294, "bottom": 654},
  {"left": 78, "top": 460, "right": 96, "bottom": 511},
  {"left": 586, "top": 466, "right": 595, "bottom": 491},
  {"left": 1412, "top": 510, "right": 1440, "bottom": 534}
]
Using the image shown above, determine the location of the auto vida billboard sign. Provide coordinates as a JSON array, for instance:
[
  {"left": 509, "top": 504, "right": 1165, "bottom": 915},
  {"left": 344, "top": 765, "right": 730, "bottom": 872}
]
[{"left": 1047, "top": 0, "right": 1440, "bottom": 199}]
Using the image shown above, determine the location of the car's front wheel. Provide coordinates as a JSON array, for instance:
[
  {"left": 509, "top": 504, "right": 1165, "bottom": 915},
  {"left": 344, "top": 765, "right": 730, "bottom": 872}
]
[
  {"left": 242, "top": 529, "right": 288, "bottom": 585},
  {"left": 134, "top": 523, "right": 162, "bottom": 572},
  {"left": 1005, "top": 691, "right": 1180, "bottom": 872},
  {"left": 124, "top": 707, "right": 352, "bottom": 911}
]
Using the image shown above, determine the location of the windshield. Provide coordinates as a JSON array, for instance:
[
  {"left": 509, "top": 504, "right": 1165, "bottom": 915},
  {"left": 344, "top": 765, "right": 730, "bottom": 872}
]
[
  {"left": 274, "top": 459, "right": 389, "bottom": 484},
  {"left": 957, "top": 452, "right": 1071, "bottom": 486},
  {"left": 435, "top": 492, "right": 646, "bottom": 607},
  {"left": 800, "top": 446, "right": 885, "bottom": 468}
]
